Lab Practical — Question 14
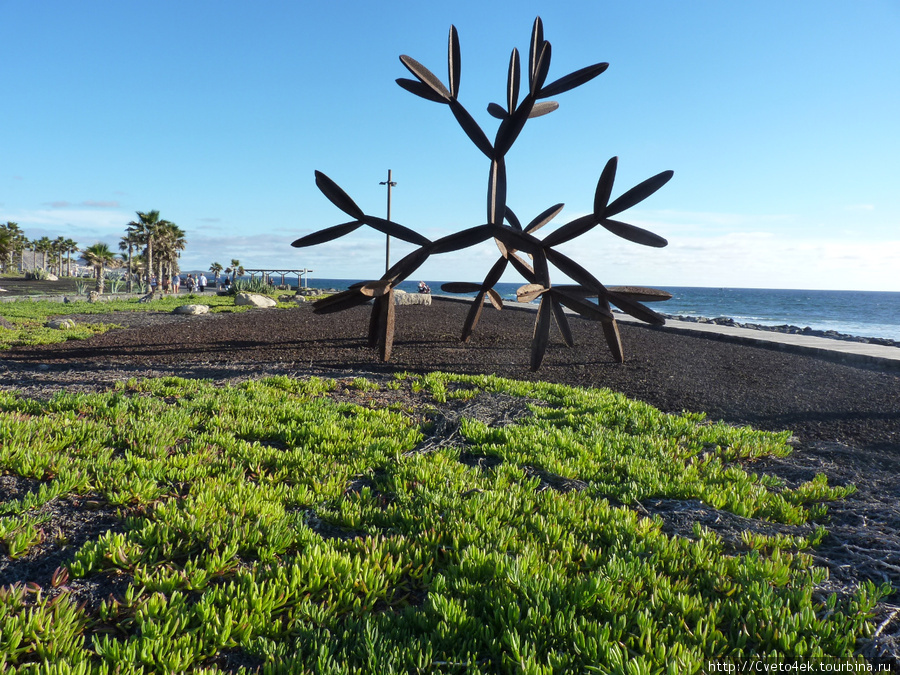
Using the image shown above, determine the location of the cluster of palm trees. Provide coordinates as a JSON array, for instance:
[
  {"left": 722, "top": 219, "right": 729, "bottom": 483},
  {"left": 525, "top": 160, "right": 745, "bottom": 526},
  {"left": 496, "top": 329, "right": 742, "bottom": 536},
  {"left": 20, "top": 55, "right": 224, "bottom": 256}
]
[
  {"left": 119, "top": 210, "right": 186, "bottom": 293},
  {"left": 2, "top": 211, "right": 188, "bottom": 295},
  {"left": 1, "top": 222, "right": 79, "bottom": 277}
]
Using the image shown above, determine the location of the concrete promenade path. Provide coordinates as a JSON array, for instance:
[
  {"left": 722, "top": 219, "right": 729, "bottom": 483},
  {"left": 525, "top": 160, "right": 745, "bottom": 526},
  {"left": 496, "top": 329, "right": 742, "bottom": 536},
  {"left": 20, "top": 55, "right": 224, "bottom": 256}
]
[{"left": 614, "top": 312, "right": 900, "bottom": 370}]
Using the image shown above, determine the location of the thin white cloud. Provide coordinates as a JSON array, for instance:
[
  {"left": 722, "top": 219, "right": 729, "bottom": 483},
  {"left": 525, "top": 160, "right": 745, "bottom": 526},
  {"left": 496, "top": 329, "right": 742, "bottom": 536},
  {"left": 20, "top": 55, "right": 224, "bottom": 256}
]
[{"left": 81, "top": 200, "right": 120, "bottom": 208}]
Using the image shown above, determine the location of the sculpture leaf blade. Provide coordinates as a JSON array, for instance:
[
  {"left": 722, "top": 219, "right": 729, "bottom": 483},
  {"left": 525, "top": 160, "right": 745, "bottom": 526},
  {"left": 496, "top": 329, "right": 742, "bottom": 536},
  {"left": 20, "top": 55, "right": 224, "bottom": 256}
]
[
  {"left": 516, "top": 283, "right": 545, "bottom": 303},
  {"left": 528, "top": 101, "right": 559, "bottom": 118},
  {"left": 525, "top": 203, "right": 565, "bottom": 234},
  {"left": 601, "top": 219, "right": 668, "bottom": 248},
  {"left": 461, "top": 290, "right": 486, "bottom": 342},
  {"left": 487, "top": 158, "right": 507, "bottom": 225},
  {"left": 486, "top": 288, "right": 504, "bottom": 310},
  {"left": 538, "top": 62, "right": 609, "bottom": 99},
  {"left": 550, "top": 288, "right": 613, "bottom": 321},
  {"left": 396, "top": 78, "right": 450, "bottom": 104},
  {"left": 528, "top": 17, "right": 544, "bottom": 93},
  {"left": 487, "top": 102, "right": 508, "bottom": 120},
  {"left": 313, "top": 289, "right": 371, "bottom": 314},
  {"left": 482, "top": 255, "right": 509, "bottom": 289},
  {"left": 430, "top": 224, "right": 494, "bottom": 254},
  {"left": 315, "top": 171, "right": 365, "bottom": 220},
  {"left": 399, "top": 55, "right": 451, "bottom": 101},
  {"left": 541, "top": 213, "right": 596, "bottom": 247},
  {"left": 593, "top": 156, "right": 618, "bottom": 215},
  {"left": 441, "top": 281, "right": 483, "bottom": 294},
  {"left": 605, "top": 169, "right": 674, "bottom": 217},
  {"left": 450, "top": 100, "right": 494, "bottom": 159},
  {"left": 507, "top": 48, "right": 520, "bottom": 114},
  {"left": 448, "top": 25, "right": 461, "bottom": 99},
  {"left": 607, "top": 286, "right": 673, "bottom": 302},
  {"left": 291, "top": 221, "right": 362, "bottom": 248},
  {"left": 530, "top": 296, "right": 552, "bottom": 371},
  {"left": 550, "top": 296, "right": 575, "bottom": 347},
  {"left": 364, "top": 216, "right": 431, "bottom": 246},
  {"left": 606, "top": 290, "right": 666, "bottom": 325}
]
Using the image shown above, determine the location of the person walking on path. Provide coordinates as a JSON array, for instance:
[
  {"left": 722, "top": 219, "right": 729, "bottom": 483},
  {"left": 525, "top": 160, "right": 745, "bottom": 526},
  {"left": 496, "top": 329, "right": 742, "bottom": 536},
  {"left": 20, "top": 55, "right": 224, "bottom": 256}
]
[
  {"left": 171, "top": 274, "right": 180, "bottom": 295},
  {"left": 198, "top": 273, "right": 208, "bottom": 293}
]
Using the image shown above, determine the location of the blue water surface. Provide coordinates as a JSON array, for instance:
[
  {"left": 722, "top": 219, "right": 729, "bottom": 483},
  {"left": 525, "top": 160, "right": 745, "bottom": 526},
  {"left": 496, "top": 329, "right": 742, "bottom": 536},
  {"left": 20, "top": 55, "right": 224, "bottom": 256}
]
[{"left": 268, "top": 275, "right": 900, "bottom": 342}]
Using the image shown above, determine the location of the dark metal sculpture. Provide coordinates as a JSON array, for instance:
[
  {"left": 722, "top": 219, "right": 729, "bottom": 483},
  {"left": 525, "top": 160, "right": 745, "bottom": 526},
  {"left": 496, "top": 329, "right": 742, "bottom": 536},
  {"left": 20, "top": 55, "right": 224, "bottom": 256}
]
[{"left": 293, "top": 17, "right": 674, "bottom": 370}]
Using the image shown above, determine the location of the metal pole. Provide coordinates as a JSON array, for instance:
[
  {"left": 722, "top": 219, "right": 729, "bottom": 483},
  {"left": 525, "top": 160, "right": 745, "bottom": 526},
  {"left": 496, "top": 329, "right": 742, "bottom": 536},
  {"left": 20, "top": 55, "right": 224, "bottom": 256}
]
[{"left": 379, "top": 170, "right": 397, "bottom": 274}]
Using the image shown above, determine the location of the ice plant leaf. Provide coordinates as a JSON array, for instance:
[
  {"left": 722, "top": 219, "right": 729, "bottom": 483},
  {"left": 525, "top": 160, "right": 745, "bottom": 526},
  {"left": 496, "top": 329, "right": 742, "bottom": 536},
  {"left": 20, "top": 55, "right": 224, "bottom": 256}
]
[{"left": 315, "top": 171, "right": 365, "bottom": 220}]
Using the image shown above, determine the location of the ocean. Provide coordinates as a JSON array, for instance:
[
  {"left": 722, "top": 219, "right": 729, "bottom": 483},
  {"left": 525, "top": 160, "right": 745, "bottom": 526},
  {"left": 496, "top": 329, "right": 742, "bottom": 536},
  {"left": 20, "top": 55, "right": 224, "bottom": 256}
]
[{"left": 270, "top": 276, "right": 900, "bottom": 342}]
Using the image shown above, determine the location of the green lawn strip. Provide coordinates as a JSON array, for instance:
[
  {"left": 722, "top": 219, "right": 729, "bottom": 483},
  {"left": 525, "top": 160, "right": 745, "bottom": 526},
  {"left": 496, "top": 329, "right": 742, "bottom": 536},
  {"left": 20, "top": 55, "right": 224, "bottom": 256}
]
[
  {"left": 0, "top": 295, "right": 293, "bottom": 350},
  {"left": 0, "top": 373, "right": 888, "bottom": 673}
]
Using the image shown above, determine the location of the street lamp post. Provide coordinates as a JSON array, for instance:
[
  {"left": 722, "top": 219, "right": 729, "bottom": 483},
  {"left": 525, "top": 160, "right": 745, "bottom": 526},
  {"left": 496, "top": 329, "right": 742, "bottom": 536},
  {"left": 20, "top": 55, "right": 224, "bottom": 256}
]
[{"left": 379, "top": 170, "right": 397, "bottom": 274}]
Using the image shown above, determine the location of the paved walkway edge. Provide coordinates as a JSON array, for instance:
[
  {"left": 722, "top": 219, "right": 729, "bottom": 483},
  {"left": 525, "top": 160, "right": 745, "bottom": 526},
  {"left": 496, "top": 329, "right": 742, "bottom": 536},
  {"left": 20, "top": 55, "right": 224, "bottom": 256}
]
[{"left": 431, "top": 295, "right": 900, "bottom": 371}]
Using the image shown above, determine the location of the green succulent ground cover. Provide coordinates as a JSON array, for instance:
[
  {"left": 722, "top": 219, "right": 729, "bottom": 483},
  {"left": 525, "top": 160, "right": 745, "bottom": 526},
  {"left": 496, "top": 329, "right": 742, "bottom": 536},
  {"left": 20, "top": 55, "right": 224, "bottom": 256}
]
[
  {"left": 0, "top": 296, "right": 284, "bottom": 350},
  {"left": 0, "top": 372, "right": 889, "bottom": 673}
]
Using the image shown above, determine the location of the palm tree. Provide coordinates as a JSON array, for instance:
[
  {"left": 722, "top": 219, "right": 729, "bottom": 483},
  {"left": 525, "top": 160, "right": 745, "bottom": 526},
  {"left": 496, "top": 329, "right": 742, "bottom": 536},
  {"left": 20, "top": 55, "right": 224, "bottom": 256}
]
[
  {"left": 1, "top": 222, "right": 22, "bottom": 272},
  {"left": 35, "top": 236, "right": 53, "bottom": 271},
  {"left": 155, "top": 222, "right": 186, "bottom": 284},
  {"left": 119, "top": 228, "right": 141, "bottom": 292},
  {"left": 64, "top": 238, "right": 79, "bottom": 277},
  {"left": 80, "top": 243, "right": 119, "bottom": 294},
  {"left": 229, "top": 258, "right": 244, "bottom": 283},
  {"left": 127, "top": 210, "right": 173, "bottom": 287},
  {"left": 0, "top": 229, "right": 11, "bottom": 273},
  {"left": 53, "top": 236, "right": 67, "bottom": 275},
  {"left": 209, "top": 261, "right": 223, "bottom": 286}
]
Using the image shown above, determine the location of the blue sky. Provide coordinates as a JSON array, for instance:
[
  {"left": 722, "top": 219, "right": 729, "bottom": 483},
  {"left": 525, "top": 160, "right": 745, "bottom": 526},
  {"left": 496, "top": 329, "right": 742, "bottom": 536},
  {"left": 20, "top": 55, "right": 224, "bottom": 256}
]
[{"left": 2, "top": 0, "right": 898, "bottom": 291}]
